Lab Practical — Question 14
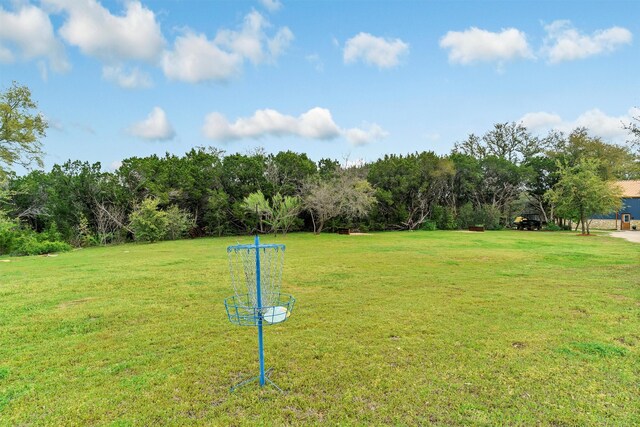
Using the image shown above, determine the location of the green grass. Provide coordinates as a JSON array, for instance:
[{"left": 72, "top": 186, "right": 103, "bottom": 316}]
[{"left": 1, "top": 230, "right": 639, "bottom": 425}]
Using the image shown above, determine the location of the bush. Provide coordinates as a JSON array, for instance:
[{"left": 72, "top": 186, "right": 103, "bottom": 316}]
[
  {"left": 432, "top": 205, "right": 457, "bottom": 230},
  {"left": 476, "top": 204, "right": 502, "bottom": 230},
  {"left": 12, "top": 234, "right": 72, "bottom": 256},
  {"left": 0, "top": 214, "right": 19, "bottom": 255},
  {"left": 74, "top": 214, "right": 98, "bottom": 247},
  {"left": 456, "top": 203, "right": 475, "bottom": 229},
  {"left": 129, "top": 198, "right": 168, "bottom": 243},
  {"left": 421, "top": 220, "right": 437, "bottom": 231},
  {"left": 455, "top": 203, "right": 501, "bottom": 230},
  {"left": 165, "top": 205, "right": 193, "bottom": 240},
  {"left": 545, "top": 222, "right": 562, "bottom": 231}
]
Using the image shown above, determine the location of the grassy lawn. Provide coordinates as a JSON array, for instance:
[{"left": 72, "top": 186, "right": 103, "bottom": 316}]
[{"left": 1, "top": 230, "right": 639, "bottom": 425}]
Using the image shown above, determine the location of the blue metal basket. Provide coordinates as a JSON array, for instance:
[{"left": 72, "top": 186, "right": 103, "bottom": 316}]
[{"left": 224, "top": 293, "right": 295, "bottom": 327}]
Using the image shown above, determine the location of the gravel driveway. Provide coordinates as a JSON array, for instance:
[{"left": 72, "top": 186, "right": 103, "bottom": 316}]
[{"left": 608, "top": 231, "right": 640, "bottom": 244}]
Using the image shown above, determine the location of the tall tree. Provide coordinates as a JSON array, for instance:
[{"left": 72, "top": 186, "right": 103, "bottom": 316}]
[
  {"left": 0, "top": 82, "right": 47, "bottom": 178},
  {"left": 454, "top": 122, "right": 542, "bottom": 165},
  {"left": 624, "top": 112, "right": 640, "bottom": 155},
  {"left": 550, "top": 128, "right": 638, "bottom": 180},
  {"left": 302, "top": 171, "right": 375, "bottom": 234},
  {"left": 546, "top": 159, "right": 622, "bottom": 235}
]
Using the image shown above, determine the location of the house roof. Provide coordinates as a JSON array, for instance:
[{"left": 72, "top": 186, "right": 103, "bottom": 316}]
[{"left": 616, "top": 180, "right": 640, "bottom": 198}]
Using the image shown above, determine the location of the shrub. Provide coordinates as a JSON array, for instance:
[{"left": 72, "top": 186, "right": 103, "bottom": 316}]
[
  {"left": 432, "top": 205, "right": 457, "bottom": 230},
  {"left": 165, "top": 205, "right": 193, "bottom": 240},
  {"left": 421, "top": 220, "right": 437, "bottom": 231},
  {"left": 0, "top": 214, "right": 19, "bottom": 255},
  {"left": 545, "top": 222, "right": 562, "bottom": 231},
  {"left": 476, "top": 204, "right": 502, "bottom": 230},
  {"left": 74, "top": 214, "right": 98, "bottom": 247},
  {"left": 456, "top": 203, "right": 475, "bottom": 229},
  {"left": 12, "top": 234, "right": 72, "bottom": 256},
  {"left": 129, "top": 198, "right": 168, "bottom": 243}
]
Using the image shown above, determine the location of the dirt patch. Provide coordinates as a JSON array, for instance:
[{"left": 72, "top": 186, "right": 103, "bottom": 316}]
[{"left": 349, "top": 232, "right": 372, "bottom": 236}]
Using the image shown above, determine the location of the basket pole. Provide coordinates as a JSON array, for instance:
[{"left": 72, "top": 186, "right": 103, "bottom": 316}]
[{"left": 255, "top": 234, "right": 266, "bottom": 387}]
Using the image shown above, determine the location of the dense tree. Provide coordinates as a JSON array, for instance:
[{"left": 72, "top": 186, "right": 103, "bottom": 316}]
[
  {"left": 550, "top": 128, "right": 638, "bottom": 180},
  {"left": 454, "top": 122, "right": 542, "bottom": 165},
  {"left": 265, "top": 151, "right": 317, "bottom": 196},
  {"left": 546, "top": 159, "right": 622, "bottom": 235},
  {"left": 0, "top": 82, "right": 47, "bottom": 178},
  {"left": 128, "top": 198, "right": 168, "bottom": 242},
  {"left": 368, "top": 152, "right": 455, "bottom": 230},
  {"left": 303, "top": 171, "right": 374, "bottom": 234}
]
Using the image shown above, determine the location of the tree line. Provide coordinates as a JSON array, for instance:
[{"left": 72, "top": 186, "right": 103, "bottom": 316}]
[{"left": 1, "top": 82, "right": 638, "bottom": 255}]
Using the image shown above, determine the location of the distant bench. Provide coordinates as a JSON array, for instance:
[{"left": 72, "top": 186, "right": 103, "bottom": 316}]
[
  {"left": 337, "top": 228, "right": 351, "bottom": 235},
  {"left": 468, "top": 226, "right": 485, "bottom": 232}
]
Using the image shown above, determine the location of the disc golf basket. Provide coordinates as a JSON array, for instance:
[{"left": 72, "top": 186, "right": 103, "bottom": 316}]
[{"left": 224, "top": 235, "right": 295, "bottom": 391}]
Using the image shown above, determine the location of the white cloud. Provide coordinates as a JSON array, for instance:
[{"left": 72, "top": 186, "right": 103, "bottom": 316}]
[
  {"left": 440, "top": 27, "right": 533, "bottom": 65},
  {"left": 102, "top": 66, "right": 152, "bottom": 89},
  {"left": 162, "top": 31, "right": 242, "bottom": 83},
  {"left": 203, "top": 107, "right": 340, "bottom": 141},
  {"left": 0, "top": 4, "right": 69, "bottom": 72},
  {"left": 518, "top": 108, "right": 635, "bottom": 142},
  {"left": 542, "top": 20, "right": 632, "bottom": 63},
  {"left": 128, "top": 107, "right": 175, "bottom": 141},
  {"left": 45, "top": 0, "right": 165, "bottom": 63},
  {"left": 203, "top": 107, "right": 387, "bottom": 146},
  {"left": 268, "top": 27, "right": 294, "bottom": 58},
  {"left": 162, "top": 11, "right": 293, "bottom": 83},
  {"left": 259, "top": 0, "right": 282, "bottom": 12},
  {"left": 344, "top": 124, "right": 389, "bottom": 146},
  {"left": 519, "top": 112, "right": 563, "bottom": 131},
  {"left": 343, "top": 32, "right": 409, "bottom": 68}
]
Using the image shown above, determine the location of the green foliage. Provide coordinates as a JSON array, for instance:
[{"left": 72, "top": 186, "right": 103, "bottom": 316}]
[
  {"left": 367, "top": 152, "right": 454, "bottom": 230},
  {"left": 456, "top": 203, "right": 476, "bottom": 229},
  {"left": 242, "top": 191, "right": 302, "bottom": 235},
  {"left": 431, "top": 205, "right": 457, "bottom": 230},
  {"left": 203, "top": 189, "right": 230, "bottom": 236},
  {"left": 74, "top": 214, "right": 97, "bottom": 247},
  {"left": 303, "top": 172, "right": 375, "bottom": 233},
  {"left": 544, "top": 222, "right": 563, "bottom": 231},
  {"left": 0, "top": 122, "right": 634, "bottom": 243},
  {"left": 421, "top": 219, "right": 437, "bottom": 231},
  {"left": 546, "top": 158, "right": 623, "bottom": 234},
  {"left": 164, "top": 205, "right": 193, "bottom": 240},
  {"left": 270, "top": 193, "right": 302, "bottom": 235},
  {"left": 128, "top": 198, "right": 168, "bottom": 243},
  {"left": 0, "top": 81, "right": 46, "bottom": 176},
  {"left": 475, "top": 204, "right": 503, "bottom": 230},
  {"left": 0, "top": 213, "right": 71, "bottom": 256},
  {"left": 550, "top": 128, "right": 639, "bottom": 180},
  {"left": 11, "top": 233, "right": 72, "bottom": 256},
  {"left": 266, "top": 151, "right": 317, "bottom": 196},
  {"left": 0, "top": 213, "right": 19, "bottom": 254}
]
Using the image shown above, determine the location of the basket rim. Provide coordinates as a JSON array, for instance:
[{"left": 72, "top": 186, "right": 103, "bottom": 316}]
[
  {"left": 227, "top": 243, "right": 285, "bottom": 252},
  {"left": 224, "top": 292, "right": 295, "bottom": 309}
]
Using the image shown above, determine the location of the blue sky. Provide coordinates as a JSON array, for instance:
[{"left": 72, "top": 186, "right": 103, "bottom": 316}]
[{"left": 1, "top": 0, "right": 638, "bottom": 171}]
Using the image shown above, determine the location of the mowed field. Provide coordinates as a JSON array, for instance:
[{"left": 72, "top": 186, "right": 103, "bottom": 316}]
[{"left": 1, "top": 231, "right": 639, "bottom": 426}]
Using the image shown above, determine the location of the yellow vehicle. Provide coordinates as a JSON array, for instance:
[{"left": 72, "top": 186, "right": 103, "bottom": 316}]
[{"left": 513, "top": 213, "right": 542, "bottom": 230}]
